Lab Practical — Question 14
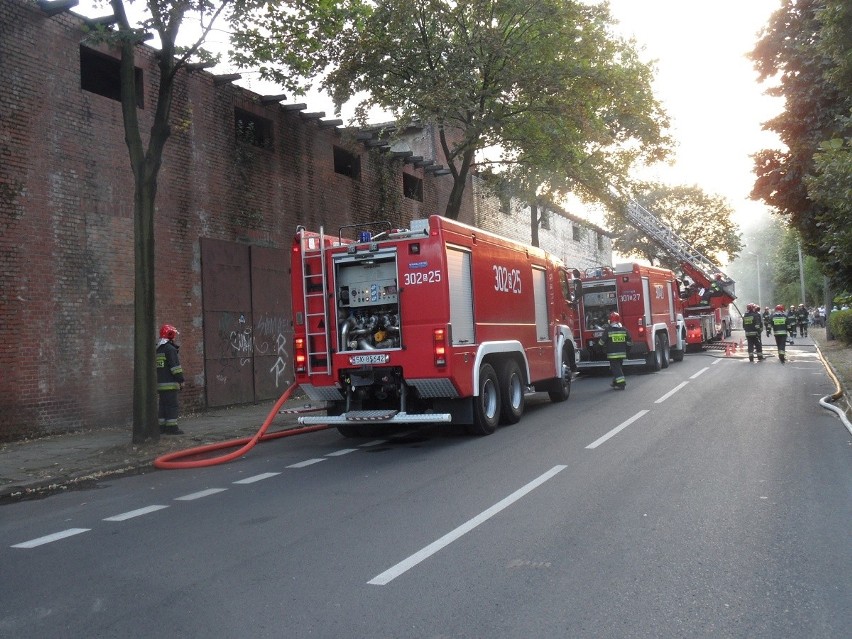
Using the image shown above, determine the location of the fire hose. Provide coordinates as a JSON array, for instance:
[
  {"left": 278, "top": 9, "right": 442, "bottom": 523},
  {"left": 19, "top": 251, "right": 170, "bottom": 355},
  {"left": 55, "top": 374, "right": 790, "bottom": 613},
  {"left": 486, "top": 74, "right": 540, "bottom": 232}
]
[{"left": 153, "top": 383, "right": 332, "bottom": 469}]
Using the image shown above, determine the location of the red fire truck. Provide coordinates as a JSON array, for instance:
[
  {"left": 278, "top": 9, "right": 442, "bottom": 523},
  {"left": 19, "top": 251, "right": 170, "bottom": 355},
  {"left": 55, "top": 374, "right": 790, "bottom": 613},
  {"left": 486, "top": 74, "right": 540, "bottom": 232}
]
[
  {"left": 575, "top": 263, "right": 686, "bottom": 371},
  {"left": 291, "top": 215, "right": 581, "bottom": 436}
]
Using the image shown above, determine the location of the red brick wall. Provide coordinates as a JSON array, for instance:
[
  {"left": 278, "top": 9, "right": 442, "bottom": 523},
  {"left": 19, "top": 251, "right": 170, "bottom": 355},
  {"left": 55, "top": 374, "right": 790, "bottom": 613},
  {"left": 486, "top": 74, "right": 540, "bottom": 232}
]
[{"left": 0, "top": 0, "right": 473, "bottom": 440}]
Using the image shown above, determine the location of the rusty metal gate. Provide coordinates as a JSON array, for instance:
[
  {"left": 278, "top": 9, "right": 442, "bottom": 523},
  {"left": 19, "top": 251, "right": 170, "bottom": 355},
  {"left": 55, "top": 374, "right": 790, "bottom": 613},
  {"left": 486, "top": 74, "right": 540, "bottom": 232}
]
[{"left": 200, "top": 239, "right": 293, "bottom": 407}]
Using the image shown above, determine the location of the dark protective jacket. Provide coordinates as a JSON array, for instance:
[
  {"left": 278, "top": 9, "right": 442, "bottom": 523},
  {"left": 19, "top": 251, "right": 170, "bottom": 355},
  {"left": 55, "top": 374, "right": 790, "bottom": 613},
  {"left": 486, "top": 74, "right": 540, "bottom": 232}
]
[
  {"left": 599, "top": 323, "right": 630, "bottom": 359},
  {"left": 743, "top": 311, "right": 763, "bottom": 337},
  {"left": 786, "top": 312, "right": 798, "bottom": 331},
  {"left": 797, "top": 307, "right": 809, "bottom": 325},
  {"left": 770, "top": 312, "right": 788, "bottom": 336},
  {"left": 156, "top": 340, "right": 184, "bottom": 392}
]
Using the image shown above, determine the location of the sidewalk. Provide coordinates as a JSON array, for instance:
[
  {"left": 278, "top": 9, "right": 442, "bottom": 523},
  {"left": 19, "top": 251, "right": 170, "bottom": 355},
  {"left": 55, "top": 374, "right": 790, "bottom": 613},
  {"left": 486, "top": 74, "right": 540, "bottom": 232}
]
[{"left": 0, "top": 395, "right": 325, "bottom": 504}]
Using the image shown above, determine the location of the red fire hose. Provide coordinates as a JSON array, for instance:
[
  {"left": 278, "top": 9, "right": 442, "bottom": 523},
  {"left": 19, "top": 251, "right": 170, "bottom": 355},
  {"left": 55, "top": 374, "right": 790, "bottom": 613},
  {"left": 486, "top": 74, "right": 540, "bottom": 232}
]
[{"left": 153, "top": 383, "right": 332, "bottom": 470}]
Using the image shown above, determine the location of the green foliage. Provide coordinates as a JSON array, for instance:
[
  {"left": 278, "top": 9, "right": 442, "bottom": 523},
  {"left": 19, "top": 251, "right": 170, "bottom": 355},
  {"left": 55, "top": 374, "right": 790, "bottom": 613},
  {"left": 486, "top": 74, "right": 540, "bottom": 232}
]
[
  {"left": 235, "top": 0, "right": 671, "bottom": 219},
  {"left": 749, "top": 0, "right": 852, "bottom": 289},
  {"left": 606, "top": 183, "right": 742, "bottom": 273},
  {"left": 770, "top": 227, "right": 824, "bottom": 307},
  {"left": 827, "top": 308, "right": 852, "bottom": 345}
]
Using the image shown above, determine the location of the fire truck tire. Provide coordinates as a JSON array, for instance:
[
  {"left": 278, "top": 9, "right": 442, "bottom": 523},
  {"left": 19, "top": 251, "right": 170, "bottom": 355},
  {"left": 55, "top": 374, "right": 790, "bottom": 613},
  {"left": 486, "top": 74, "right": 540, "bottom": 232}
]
[
  {"left": 660, "top": 333, "right": 670, "bottom": 369},
  {"left": 468, "top": 362, "right": 501, "bottom": 436},
  {"left": 646, "top": 335, "right": 663, "bottom": 372},
  {"left": 498, "top": 359, "right": 524, "bottom": 425},
  {"left": 336, "top": 424, "right": 364, "bottom": 438},
  {"left": 671, "top": 348, "right": 685, "bottom": 362}
]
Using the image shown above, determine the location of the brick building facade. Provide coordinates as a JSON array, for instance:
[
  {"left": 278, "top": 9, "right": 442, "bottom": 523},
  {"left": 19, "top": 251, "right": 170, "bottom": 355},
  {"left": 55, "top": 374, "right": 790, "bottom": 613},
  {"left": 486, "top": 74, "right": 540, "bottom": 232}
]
[{"left": 0, "top": 0, "right": 612, "bottom": 440}]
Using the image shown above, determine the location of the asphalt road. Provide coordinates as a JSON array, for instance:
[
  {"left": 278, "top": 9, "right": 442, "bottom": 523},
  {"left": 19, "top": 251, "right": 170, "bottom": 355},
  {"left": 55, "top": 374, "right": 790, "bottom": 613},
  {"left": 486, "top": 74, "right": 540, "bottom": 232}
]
[{"left": 1, "top": 346, "right": 849, "bottom": 638}]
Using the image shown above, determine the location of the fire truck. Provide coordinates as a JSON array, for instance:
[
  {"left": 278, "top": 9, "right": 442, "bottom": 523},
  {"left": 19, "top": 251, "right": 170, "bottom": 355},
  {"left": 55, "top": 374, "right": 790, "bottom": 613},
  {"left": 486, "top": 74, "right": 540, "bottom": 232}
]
[
  {"left": 575, "top": 263, "right": 687, "bottom": 371},
  {"left": 290, "top": 215, "right": 580, "bottom": 436},
  {"left": 621, "top": 195, "right": 736, "bottom": 348}
]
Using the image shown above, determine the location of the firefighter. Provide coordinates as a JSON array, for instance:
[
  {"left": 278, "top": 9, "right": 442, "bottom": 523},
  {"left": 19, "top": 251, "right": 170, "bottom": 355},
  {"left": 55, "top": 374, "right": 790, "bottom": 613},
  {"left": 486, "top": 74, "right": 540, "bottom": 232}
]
[
  {"left": 699, "top": 273, "right": 724, "bottom": 306},
  {"left": 763, "top": 306, "right": 772, "bottom": 337},
  {"left": 743, "top": 303, "right": 764, "bottom": 362},
  {"left": 797, "top": 303, "right": 809, "bottom": 337},
  {"left": 770, "top": 305, "right": 789, "bottom": 363},
  {"left": 599, "top": 311, "right": 631, "bottom": 390},
  {"left": 157, "top": 323, "right": 185, "bottom": 435},
  {"left": 786, "top": 306, "right": 798, "bottom": 341}
]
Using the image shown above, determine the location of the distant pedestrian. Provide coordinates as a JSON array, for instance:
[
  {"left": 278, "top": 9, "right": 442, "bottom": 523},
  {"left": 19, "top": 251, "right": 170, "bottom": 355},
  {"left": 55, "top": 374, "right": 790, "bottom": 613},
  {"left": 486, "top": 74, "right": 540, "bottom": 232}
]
[
  {"left": 763, "top": 306, "right": 772, "bottom": 337},
  {"left": 599, "top": 311, "right": 631, "bottom": 389},
  {"left": 157, "top": 324, "right": 185, "bottom": 435},
  {"left": 743, "top": 303, "right": 764, "bottom": 362},
  {"left": 770, "top": 305, "right": 789, "bottom": 364}
]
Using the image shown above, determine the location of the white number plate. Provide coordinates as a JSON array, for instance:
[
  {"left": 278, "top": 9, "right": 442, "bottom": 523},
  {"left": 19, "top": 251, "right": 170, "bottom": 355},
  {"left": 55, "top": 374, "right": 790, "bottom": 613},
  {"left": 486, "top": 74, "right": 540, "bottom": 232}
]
[{"left": 350, "top": 354, "right": 390, "bottom": 365}]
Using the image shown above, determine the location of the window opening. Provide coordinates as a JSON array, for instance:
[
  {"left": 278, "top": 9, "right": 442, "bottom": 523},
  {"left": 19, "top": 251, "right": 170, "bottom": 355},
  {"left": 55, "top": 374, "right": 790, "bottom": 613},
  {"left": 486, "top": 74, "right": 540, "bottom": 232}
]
[
  {"left": 334, "top": 146, "right": 361, "bottom": 180},
  {"left": 403, "top": 173, "right": 423, "bottom": 201},
  {"left": 235, "top": 108, "right": 273, "bottom": 149},
  {"left": 80, "top": 46, "right": 143, "bottom": 107}
]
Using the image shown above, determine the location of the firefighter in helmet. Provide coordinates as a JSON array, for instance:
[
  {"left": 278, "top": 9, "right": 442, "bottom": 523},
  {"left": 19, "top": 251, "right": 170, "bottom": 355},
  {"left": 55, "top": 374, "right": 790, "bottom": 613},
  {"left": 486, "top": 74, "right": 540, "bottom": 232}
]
[
  {"left": 699, "top": 273, "right": 725, "bottom": 306},
  {"left": 743, "top": 303, "right": 764, "bottom": 362},
  {"left": 762, "top": 306, "right": 772, "bottom": 337},
  {"left": 770, "top": 305, "right": 789, "bottom": 363},
  {"left": 797, "top": 303, "right": 809, "bottom": 337},
  {"left": 599, "top": 311, "right": 631, "bottom": 390},
  {"left": 157, "top": 324, "right": 185, "bottom": 435},
  {"left": 786, "top": 305, "right": 798, "bottom": 340}
]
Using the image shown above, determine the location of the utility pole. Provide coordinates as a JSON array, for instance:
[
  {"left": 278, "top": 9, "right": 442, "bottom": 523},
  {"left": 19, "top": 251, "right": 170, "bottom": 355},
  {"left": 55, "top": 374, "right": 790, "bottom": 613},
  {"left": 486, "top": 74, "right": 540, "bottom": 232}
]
[
  {"left": 747, "top": 251, "right": 762, "bottom": 309},
  {"left": 797, "top": 241, "right": 806, "bottom": 304}
]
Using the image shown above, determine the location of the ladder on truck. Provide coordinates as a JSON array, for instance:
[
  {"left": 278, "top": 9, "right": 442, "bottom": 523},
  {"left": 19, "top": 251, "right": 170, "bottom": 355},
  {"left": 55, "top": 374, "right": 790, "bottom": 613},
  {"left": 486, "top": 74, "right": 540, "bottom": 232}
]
[
  {"left": 618, "top": 193, "right": 735, "bottom": 299},
  {"left": 298, "top": 228, "right": 332, "bottom": 376}
]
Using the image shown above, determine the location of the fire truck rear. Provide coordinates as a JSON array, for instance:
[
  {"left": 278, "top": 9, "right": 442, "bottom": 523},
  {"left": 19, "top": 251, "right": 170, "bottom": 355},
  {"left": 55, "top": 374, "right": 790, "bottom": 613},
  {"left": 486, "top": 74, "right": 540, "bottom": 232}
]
[
  {"left": 575, "top": 263, "right": 686, "bottom": 371},
  {"left": 291, "top": 215, "right": 580, "bottom": 436}
]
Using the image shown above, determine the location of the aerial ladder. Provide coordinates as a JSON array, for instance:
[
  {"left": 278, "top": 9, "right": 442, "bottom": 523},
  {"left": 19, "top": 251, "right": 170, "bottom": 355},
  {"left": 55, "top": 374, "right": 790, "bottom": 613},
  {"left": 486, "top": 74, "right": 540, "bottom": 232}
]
[{"left": 617, "top": 191, "right": 737, "bottom": 345}]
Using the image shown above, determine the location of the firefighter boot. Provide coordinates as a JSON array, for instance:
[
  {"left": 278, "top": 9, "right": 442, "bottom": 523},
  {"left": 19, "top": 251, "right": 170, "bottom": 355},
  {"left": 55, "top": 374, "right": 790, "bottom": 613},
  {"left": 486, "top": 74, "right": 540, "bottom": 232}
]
[{"left": 749, "top": 355, "right": 754, "bottom": 362}]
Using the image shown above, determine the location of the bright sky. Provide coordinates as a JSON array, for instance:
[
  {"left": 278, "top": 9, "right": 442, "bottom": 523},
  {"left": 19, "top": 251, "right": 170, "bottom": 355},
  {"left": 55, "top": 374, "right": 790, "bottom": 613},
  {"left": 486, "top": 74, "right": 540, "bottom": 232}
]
[{"left": 605, "top": 0, "right": 784, "bottom": 230}]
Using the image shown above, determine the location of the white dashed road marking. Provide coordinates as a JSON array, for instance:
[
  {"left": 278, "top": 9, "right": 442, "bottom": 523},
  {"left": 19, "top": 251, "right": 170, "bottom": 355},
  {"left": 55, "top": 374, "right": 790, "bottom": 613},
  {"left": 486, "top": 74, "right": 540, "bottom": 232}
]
[
  {"left": 655, "top": 381, "right": 689, "bottom": 403},
  {"left": 586, "top": 410, "right": 649, "bottom": 450},
  {"left": 103, "top": 505, "right": 169, "bottom": 522},
  {"left": 12, "top": 528, "right": 91, "bottom": 549},
  {"left": 368, "top": 465, "right": 568, "bottom": 586},
  {"left": 286, "top": 459, "right": 327, "bottom": 469},
  {"left": 233, "top": 472, "right": 281, "bottom": 484},
  {"left": 175, "top": 488, "right": 228, "bottom": 501}
]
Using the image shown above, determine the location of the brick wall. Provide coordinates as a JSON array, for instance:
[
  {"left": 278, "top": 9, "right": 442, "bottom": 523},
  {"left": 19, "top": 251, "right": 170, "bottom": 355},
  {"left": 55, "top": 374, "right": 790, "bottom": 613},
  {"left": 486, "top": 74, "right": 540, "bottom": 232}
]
[{"left": 0, "top": 0, "right": 472, "bottom": 440}]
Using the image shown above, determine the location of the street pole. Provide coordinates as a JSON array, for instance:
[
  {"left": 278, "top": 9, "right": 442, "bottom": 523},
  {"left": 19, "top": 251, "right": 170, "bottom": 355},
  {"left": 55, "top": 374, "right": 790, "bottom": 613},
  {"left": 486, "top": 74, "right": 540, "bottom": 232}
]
[
  {"left": 797, "top": 241, "right": 806, "bottom": 304},
  {"left": 747, "top": 251, "right": 762, "bottom": 308}
]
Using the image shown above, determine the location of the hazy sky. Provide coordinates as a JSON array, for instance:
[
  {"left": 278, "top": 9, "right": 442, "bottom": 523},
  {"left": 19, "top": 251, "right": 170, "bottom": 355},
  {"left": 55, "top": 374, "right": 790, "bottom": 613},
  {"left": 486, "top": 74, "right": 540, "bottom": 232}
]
[{"left": 606, "top": 0, "right": 784, "bottom": 229}]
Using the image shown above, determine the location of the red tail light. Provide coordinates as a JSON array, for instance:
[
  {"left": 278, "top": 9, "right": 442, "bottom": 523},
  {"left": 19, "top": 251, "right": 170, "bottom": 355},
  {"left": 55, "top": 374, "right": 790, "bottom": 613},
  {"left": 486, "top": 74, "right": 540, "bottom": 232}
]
[
  {"left": 433, "top": 328, "right": 447, "bottom": 367},
  {"left": 294, "top": 337, "right": 307, "bottom": 373}
]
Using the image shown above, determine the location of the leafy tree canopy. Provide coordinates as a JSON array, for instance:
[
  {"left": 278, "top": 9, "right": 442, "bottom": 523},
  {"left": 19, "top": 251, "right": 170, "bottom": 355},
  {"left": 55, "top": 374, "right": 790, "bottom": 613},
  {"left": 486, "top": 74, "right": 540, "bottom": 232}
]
[
  {"left": 232, "top": 0, "right": 672, "bottom": 219},
  {"left": 606, "top": 183, "right": 742, "bottom": 274},
  {"left": 749, "top": 0, "right": 852, "bottom": 287}
]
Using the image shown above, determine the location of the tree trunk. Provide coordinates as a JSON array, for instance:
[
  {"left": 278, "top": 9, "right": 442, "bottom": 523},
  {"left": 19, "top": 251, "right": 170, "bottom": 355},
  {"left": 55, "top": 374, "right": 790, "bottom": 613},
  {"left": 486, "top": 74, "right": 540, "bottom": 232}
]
[
  {"left": 132, "top": 175, "right": 159, "bottom": 443},
  {"left": 530, "top": 201, "right": 539, "bottom": 247}
]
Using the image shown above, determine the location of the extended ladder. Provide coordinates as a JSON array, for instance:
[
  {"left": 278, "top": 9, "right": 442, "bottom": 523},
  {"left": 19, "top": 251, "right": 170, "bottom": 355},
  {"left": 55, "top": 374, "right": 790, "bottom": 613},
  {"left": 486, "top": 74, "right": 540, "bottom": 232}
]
[{"left": 299, "top": 228, "right": 332, "bottom": 376}]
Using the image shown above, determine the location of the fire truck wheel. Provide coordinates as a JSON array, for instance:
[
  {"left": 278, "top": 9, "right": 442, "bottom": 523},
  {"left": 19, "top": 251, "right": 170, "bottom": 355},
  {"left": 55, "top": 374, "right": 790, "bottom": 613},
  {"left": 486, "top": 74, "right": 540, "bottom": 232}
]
[
  {"left": 660, "top": 334, "right": 670, "bottom": 369},
  {"left": 646, "top": 335, "right": 663, "bottom": 372},
  {"left": 336, "top": 424, "right": 364, "bottom": 438},
  {"left": 547, "top": 356, "right": 572, "bottom": 403},
  {"left": 498, "top": 359, "right": 524, "bottom": 425},
  {"left": 469, "top": 362, "right": 500, "bottom": 436}
]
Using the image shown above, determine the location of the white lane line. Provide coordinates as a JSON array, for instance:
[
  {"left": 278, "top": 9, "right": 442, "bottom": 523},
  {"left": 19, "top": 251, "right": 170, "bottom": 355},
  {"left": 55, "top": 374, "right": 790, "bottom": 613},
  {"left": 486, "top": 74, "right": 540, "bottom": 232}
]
[
  {"left": 12, "top": 528, "right": 91, "bottom": 549},
  {"left": 690, "top": 367, "right": 709, "bottom": 379},
  {"left": 233, "top": 472, "right": 281, "bottom": 485},
  {"left": 359, "top": 440, "right": 388, "bottom": 447},
  {"left": 585, "top": 410, "right": 649, "bottom": 450},
  {"left": 286, "top": 459, "right": 326, "bottom": 469},
  {"left": 103, "top": 505, "right": 169, "bottom": 522},
  {"left": 711, "top": 358, "right": 724, "bottom": 366},
  {"left": 655, "top": 381, "right": 689, "bottom": 404},
  {"left": 326, "top": 449, "right": 358, "bottom": 457},
  {"left": 368, "top": 465, "right": 567, "bottom": 586},
  {"left": 175, "top": 488, "right": 228, "bottom": 500}
]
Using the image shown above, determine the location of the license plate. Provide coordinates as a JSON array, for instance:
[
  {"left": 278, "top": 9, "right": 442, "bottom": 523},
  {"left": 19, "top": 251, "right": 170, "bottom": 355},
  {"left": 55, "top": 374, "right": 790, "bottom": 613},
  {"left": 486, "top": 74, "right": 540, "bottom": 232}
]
[{"left": 350, "top": 354, "right": 389, "bottom": 365}]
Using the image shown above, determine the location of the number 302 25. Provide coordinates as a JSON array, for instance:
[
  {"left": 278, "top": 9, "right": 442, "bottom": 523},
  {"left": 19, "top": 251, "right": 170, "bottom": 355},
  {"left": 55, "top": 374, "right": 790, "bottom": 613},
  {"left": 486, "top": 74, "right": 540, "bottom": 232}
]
[
  {"left": 403, "top": 270, "right": 442, "bottom": 285},
  {"left": 493, "top": 265, "right": 522, "bottom": 294}
]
